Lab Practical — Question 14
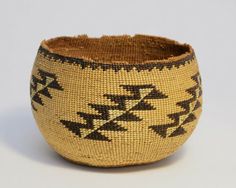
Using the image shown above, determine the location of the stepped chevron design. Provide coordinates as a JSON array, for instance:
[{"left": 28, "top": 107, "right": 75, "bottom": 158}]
[
  {"left": 30, "top": 69, "right": 63, "bottom": 111},
  {"left": 60, "top": 84, "right": 168, "bottom": 142},
  {"left": 149, "top": 72, "right": 202, "bottom": 138}
]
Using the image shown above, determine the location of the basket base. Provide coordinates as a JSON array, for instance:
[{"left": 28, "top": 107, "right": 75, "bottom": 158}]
[{"left": 56, "top": 149, "right": 182, "bottom": 168}]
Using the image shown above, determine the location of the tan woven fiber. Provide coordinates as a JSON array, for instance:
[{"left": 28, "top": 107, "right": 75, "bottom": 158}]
[{"left": 30, "top": 34, "right": 202, "bottom": 167}]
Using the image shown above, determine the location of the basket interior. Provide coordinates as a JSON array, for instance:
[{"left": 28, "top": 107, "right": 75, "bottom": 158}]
[{"left": 42, "top": 35, "right": 192, "bottom": 64}]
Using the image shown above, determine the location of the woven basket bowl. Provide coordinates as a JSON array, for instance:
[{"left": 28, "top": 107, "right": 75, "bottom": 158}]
[{"left": 30, "top": 34, "right": 202, "bottom": 167}]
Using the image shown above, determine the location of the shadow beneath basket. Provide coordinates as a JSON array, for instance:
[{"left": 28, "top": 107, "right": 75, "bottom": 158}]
[{"left": 0, "top": 107, "right": 187, "bottom": 173}]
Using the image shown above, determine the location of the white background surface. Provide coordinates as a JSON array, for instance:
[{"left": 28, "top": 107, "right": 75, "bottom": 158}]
[{"left": 0, "top": 0, "right": 236, "bottom": 187}]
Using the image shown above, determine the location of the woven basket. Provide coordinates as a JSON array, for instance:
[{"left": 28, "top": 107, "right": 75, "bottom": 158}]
[{"left": 30, "top": 34, "right": 202, "bottom": 167}]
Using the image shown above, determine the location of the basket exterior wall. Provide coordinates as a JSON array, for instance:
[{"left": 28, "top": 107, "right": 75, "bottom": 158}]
[{"left": 30, "top": 48, "right": 202, "bottom": 167}]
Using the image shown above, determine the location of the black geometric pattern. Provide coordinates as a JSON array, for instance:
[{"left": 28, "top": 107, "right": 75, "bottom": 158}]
[
  {"left": 60, "top": 84, "right": 168, "bottom": 142},
  {"left": 38, "top": 46, "right": 195, "bottom": 72},
  {"left": 149, "top": 72, "right": 202, "bottom": 138},
  {"left": 30, "top": 69, "right": 63, "bottom": 111}
]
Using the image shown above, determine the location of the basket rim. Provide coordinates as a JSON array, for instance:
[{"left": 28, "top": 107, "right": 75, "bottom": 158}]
[{"left": 38, "top": 34, "right": 195, "bottom": 71}]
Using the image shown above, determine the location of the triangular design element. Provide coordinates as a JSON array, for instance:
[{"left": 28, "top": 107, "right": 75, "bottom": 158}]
[
  {"left": 193, "top": 100, "right": 201, "bottom": 111},
  {"left": 149, "top": 72, "right": 202, "bottom": 138},
  {"left": 182, "top": 113, "right": 196, "bottom": 125},
  {"left": 149, "top": 125, "right": 168, "bottom": 138},
  {"left": 60, "top": 120, "right": 83, "bottom": 137},
  {"left": 115, "top": 111, "right": 142, "bottom": 121},
  {"left": 131, "top": 100, "right": 155, "bottom": 111},
  {"left": 30, "top": 69, "right": 63, "bottom": 111},
  {"left": 100, "top": 121, "right": 127, "bottom": 131},
  {"left": 39, "top": 88, "right": 52, "bottom": 98},
  {"left": 144, "top": 89, "right": 168, "bottom": 99},
  {"left": 169, "top": 126, "right": 186, "bottom": 137},
  {"left": 85, "top": 131, "right": 111, "bottom": 141},
  {"left": 32, "top": 94, "right": 43, "bottom": 105},
  {"left": 60, "top": 84, "right": 167, "bottom": 142}
]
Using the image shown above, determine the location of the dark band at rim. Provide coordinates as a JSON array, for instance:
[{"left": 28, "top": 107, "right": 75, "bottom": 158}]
[{"left": 38, "top": 45, "right": 195, "bottom": 72}]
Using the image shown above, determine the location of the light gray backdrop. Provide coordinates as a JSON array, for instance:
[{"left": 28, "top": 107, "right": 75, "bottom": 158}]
[{"left": 0, "top": 0, "right": 235, "bottom": 187}]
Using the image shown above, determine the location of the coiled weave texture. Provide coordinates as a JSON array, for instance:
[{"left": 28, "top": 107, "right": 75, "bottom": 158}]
[{"left": 30, "top": 35, "right": 202, "bottom": 167}]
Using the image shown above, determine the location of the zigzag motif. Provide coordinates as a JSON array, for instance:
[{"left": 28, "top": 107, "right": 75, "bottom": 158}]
[
  {"left": 30, "top": 69, "right": 63, "bottom": 111},
  {"left": 60, "top": 84, "right": 168, "bottom": 142},
  {"left": 149, "top": 72, "right": 202, "bottom": 138}
]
